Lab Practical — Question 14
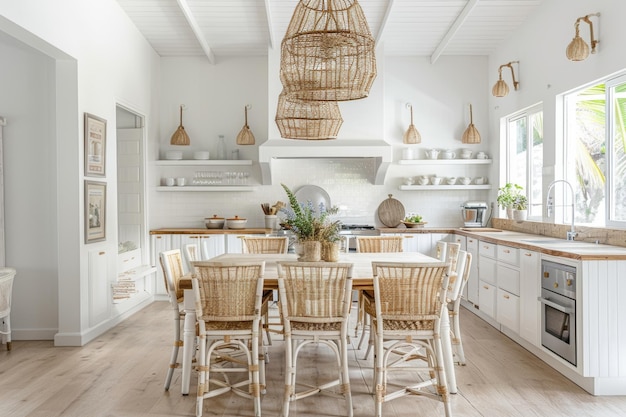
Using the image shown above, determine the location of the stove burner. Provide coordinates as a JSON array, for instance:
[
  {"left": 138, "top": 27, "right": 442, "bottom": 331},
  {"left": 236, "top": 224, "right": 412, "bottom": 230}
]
[{"left": 341, "top": 224, "right": 376, "bottom": 230}]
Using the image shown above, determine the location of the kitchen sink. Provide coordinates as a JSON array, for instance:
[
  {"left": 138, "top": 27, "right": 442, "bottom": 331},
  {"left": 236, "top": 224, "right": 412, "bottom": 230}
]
[{"left": 520, "top": 239, "right": 568, "bottom": 244}]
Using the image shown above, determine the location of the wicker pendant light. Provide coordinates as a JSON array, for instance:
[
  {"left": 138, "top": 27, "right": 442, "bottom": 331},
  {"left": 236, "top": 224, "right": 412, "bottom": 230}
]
[
  {"left": 275, "top": 91, "right": 343, "bottom": 140},
  {"left": 462, "top": 104, "right": 481, "bottom": 144},
  {"left": 170, "top": 105, "right": 190, "bottom": 146},
  {"left": 280, "top": 0, "right": 377, "bottom": 102},
  {"left": 236, "top": 105, "right": 255, "bottom": 145},
  {"left": 402, "top": 104, "right": 421, "bottom": 144}
]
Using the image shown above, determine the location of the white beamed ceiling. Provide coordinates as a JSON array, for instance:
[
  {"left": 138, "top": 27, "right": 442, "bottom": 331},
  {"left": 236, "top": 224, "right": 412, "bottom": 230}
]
[{"left": 116, "top": 0, "right": 543, "bottom": 63}]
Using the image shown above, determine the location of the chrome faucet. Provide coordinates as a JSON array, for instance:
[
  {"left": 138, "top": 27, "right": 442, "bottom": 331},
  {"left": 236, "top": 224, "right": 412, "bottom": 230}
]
[{"left": 546, "top": 180, "right": 577, "bottom": 241}]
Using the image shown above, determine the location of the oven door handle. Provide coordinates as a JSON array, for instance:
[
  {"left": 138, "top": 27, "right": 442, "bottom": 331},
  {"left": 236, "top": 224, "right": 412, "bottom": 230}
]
[{"left": 537, "top": 296, "right": 574, "bottom": 314}]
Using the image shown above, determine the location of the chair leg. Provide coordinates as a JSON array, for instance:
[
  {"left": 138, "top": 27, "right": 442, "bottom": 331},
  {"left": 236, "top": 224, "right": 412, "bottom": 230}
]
[
  {"left": 340, "top": 336, "right": 354, "bottom": 417},
  {"left": 164, "top": 316, "right": 182, "bottom": 391},
  {"left": 281, "top": 337, "right": 294, "bottom": 417},
  {"left": 433, "top": 336, "right": 452, "bottom": 417},
  {"left": 195, "top": 334, "right": 207, "bottom": 417},
  {"left": 451, "top": 303, "right": 466, "bottom": 365}
]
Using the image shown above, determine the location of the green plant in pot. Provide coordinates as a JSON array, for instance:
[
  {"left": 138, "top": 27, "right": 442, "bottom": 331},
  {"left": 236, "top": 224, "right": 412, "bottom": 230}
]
[
  {"left": 497, "top": 183, "right": 524, "bottom": 219},
  {"left": 512, "top": 193, "right": 528, "bottom": 221}
]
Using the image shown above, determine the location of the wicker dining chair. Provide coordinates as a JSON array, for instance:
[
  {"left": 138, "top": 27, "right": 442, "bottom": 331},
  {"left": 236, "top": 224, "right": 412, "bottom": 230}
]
[
  {"left": 368, "top": 261, "right": 452, "bottom": 417},
  {"left": 277, "top": 261, "right": 354, "bottom": 417},
  {"left": 448, "top": 250, "right": 472, "bottom": 365},
  {"left": 355, "top": 235, "right": 404, "bottom": 357},
  {"left": 159, "top": 249, "right": 187, "bottom": 391},
  {"left": 183, "top": 243, "right": 199, "bottom": 274},
  {"left": 191, "top": 261, "right": 266, "bottom": 417},
  {"left": 0, "top": 267, "right": 16, "bottom": 351},
  {"left": 434, "top": 240, "right": 448, "bottom": 261}
]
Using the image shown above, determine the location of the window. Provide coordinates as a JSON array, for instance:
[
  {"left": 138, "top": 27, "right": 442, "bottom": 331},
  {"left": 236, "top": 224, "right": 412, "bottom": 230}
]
[
  {"left": 503, "top": 104, "right": 543, "bottom": 218},
  {"left": 563, "top": 74, "right": 626, "bottom": 227}
]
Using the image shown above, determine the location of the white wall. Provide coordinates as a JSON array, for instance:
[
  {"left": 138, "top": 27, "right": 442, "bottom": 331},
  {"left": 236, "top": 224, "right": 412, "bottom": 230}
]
[
  {"left": 152, "top": 54, "right": 489, "bottom": 228},
  {"left": 0, "top": 0, "right": 160, "bottom": 345}
]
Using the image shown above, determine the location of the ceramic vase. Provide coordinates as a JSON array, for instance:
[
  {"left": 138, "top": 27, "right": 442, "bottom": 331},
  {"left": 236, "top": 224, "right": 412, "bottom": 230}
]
[{"left": 513, "top": 209, "right": 527, "bottom": 221}]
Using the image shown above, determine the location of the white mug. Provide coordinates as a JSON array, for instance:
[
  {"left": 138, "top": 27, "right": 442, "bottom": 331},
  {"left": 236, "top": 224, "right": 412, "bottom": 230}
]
[
  {"left": 431, "top": 176, "right": 443, "bottom": 185},
  {"left": 441, "top": 150, "right": 456, "bottom": 159},
  {"left": 418, "top": 176, "right": 430, "bottom": 185},
  {"left": 460, "top": 149, "right": 473, "bottom": 159},
  {"left": 176, "top": 177, "right": 186, "bottom": 186},
  {"left": 446, "top": 177, "right": 457, "bottom": 185},
  {"left": 476, "top": 151, "right": 488, "bottom": 159},
  {"left": 165, "top": 177, "right": 175, "bottom": 186},
  {"left": 474, "top": 176, "right": 487, "bottom": 185}
]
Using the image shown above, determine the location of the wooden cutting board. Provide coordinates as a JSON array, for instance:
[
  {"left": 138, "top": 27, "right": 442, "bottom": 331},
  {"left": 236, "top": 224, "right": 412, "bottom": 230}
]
[{"left": 377, "top": 194, "right": 406, "bottom": 227}]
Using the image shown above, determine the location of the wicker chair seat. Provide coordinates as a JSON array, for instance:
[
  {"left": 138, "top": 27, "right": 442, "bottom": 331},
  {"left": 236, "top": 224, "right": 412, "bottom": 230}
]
[
  {"left": 288, "top": 321, "right": 343, "bottom": 332},
  {"left": 200, "top": 320, "right": 255, "bottom": 331}
]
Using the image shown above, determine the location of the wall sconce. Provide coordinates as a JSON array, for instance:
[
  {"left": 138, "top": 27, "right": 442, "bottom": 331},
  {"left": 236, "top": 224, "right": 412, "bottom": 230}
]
[
  {"left": 566, "top": 13, "right": 600, "bottom": 61},
  {"left": 403, "top": 103, "right": 421, "bottom": 144},
  {"left": 492, "top": 61, "right": 520, "bottom": 97}
]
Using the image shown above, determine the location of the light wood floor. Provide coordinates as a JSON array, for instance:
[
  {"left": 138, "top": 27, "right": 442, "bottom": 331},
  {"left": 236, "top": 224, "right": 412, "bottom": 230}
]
[{"left": 2, "top": 301, "right": 626, "bottom": 417}]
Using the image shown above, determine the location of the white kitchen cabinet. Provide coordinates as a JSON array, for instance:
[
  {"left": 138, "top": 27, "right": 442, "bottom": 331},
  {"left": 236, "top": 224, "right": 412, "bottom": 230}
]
[
  {"left": 465, "top": 237, "right": 479, "bottom": 304},
  {"left": 477, "top": 240, "right": 497, "bottom": 318},
  {"left": 496, "top": 287, "right": 519, "bottom": 332},
  {"left": 519, "top": 249, "right": 540, "bottom": 346},
  {"left": 88, "top": 249, "right": 110, "bottom": 327},
  {"left": 478, "top": 280, "right": 496, "bottom": 319},
  {"left": 151, "top": 234, "right": 173, "bottom": 295}
]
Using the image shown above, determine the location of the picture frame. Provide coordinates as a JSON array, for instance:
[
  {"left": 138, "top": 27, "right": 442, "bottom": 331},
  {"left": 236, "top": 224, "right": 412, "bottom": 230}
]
[
  {"left": 84, "top": 112, "right": 107, "bottom": 177},
  {"left": 85, "top": 180, "right": 106, "bottom": 243}
]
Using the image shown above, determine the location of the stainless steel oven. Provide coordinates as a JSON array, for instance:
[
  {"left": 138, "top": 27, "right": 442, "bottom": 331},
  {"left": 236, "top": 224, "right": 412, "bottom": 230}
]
[
  {"left": 339, "top": 224, "right": 380, "bottom": 252},
  {"left": 538, "top": 260, "right": 576, "bottom": 365}
]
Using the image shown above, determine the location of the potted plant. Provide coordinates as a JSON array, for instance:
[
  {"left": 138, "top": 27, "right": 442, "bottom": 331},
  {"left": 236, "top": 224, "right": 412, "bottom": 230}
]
[
  {"left": 497, "top": 183, "right": 524, "bottom": 219},
  {"left": 512, "top": 194, "right": 528, "bottom": 221}
]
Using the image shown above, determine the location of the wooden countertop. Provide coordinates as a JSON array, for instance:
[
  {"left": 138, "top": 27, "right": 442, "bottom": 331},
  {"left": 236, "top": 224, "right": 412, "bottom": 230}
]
[{"left": 150, "top": 228, "right": 272, "bottom": 235}]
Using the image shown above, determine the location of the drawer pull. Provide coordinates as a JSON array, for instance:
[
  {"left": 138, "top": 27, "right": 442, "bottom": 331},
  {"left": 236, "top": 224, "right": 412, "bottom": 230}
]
[
  {"left": 99, "top": 251, "right": 105, "bottom": 255},
  {"left": 483, "top": 285, "right": 489, "bottom": 290},
  {"left": 524, "top": 253, "right": 532, "bottom": 257},
  {"left": 469, "top": 239, "right": 474, "bottom": 243},
  {"left": 503, "top": 249, "right": 510, "bottom": 253},
  {"left": 190, "top": 236, "right": 199, "bottom": 239},
  {"left": 503, "top": 294, "right": 510, "bottom": 299}
]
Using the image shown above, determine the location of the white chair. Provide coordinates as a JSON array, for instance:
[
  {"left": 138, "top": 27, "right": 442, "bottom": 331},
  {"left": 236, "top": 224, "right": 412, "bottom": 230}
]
[
  {"left": 435, "top": 240, "right": 447, "bottom": 261},
  {"left": 369, "top": 261, "right": 452, "bottom": 417},
  {"left": 183, "top": 243, "right": 199, "bottom": 274},
  {"left": 0, "top": 267, "right": 16, "bottom": 351},
  {"left": 448, "top": 250, "right": 472, "bottom": 365},
  {"left": 191, "top": 261, "right": 265, "bottom": 417},
  {"left": 277, "top": 261, "right": 354, "bottom": 417},
  {"left": 445, "top": 242, "right": 461, "bottom": 272},
  {"left": 159, "top": 249, "right": 187, "bottom": 391}
]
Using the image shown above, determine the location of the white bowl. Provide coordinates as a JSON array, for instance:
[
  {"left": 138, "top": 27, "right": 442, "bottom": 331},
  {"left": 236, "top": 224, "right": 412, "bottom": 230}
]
[
  {"left": 205, "top": 215, "right": 225, "bottom": 229},
  {"left": 446, "top": 177, "right": 457, "bottom": 185},
  {"left": 431, "top": 177, "right": 442, "bottom": 185},
  {"left": 165, "top": 150, "right": 183, "bottom": 160},
  {"left": 226, "top": 216, "right": 247, "bottom": 229},
  {"left": 194, "top": 151, "right": 210, "bottom": 160},
  {"left": 459, "top": 177, "right": 472, "bottom": 185}
]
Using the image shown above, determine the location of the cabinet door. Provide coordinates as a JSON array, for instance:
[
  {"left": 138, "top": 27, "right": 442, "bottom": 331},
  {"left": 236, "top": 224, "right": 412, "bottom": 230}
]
[
  {"left": 478, "top": 255, "right": 497, "bottom": 285},
  {"left": 519, "top": 249, "right": 540, "bottom": 346},
  {"left": 496, "top": 288, "right": 520, "bottom": 333},
  {"left": 88, "top": 249, "right": 110, "bottom": 327},
  {"left": 465, "top": 237, "right": 479, "bottom": 303},
  {"left": 478, "top": 280, "right": 496, "bottom": 318},
  {"left": 497, "top": 264, "right": 520, "bottom": 296},
  {"left": 151, "top": 234, "right": 172, "bottom": 295}
]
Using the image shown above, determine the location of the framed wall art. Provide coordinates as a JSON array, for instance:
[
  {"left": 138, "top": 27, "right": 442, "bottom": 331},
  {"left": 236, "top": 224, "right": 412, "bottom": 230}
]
[
  {"left": 84, "top": 112, "right": 107, "bottom": 177},
  {"left": 85, "top": 180, "right": 106, "bottom": 243}
]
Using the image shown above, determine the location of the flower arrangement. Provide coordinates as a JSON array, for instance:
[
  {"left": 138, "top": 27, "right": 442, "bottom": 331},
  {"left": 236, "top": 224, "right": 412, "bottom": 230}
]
[{"left": 280, "top": 183, "right": 341, "bottom": 243}]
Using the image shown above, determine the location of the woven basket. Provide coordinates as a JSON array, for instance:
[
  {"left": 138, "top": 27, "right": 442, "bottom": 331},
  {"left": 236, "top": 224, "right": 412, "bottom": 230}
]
[
  {"left": 280, "top": 0, "right": 377, "bottom": 102},
  {"left": 275, "top": 91, "right": 343, "bottom": 140}
]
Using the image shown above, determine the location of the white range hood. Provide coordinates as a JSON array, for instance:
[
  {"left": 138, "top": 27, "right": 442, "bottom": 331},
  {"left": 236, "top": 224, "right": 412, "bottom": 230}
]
[{"left": 258, "top": 139, "right": 392, "bottom": 185}]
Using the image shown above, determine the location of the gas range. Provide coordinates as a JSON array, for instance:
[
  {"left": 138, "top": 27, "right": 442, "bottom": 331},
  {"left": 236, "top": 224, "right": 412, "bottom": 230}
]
[{"left": 339, "top": 224, "right": 380, "bottom": 236}]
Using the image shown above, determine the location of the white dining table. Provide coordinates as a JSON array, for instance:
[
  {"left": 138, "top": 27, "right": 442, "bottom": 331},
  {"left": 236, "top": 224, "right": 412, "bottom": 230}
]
[{"left": 180, "top": 252, "right": 458, "bottom": 395}]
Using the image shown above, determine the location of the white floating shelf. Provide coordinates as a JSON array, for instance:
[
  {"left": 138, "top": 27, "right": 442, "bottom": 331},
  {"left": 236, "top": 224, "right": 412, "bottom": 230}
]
[
  {"left": 157, "top": 185, "right": 257, "bottom": 192},
  {"left": 398, "top": 159, "right": 492, "bottom": 165},
  {"left": 156, "top": 159, "right": 253, "bottom": 166},
  {"left": 399, "top": 185, "right": 492, "bottom": 191}
]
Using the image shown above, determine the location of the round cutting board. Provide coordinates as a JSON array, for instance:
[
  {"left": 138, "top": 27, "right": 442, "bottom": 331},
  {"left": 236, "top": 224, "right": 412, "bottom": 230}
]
[{"left": 377, "top": 194, "right": 406, "bottom": 227}]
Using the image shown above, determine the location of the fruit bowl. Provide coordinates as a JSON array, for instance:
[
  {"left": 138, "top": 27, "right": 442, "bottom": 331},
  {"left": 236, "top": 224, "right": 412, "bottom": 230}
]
[{"left": 402, "top": 221, "right": 427, "bottom": 228}]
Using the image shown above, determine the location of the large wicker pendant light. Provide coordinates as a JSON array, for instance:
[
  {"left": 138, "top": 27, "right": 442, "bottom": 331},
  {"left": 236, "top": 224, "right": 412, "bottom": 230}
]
[
  {"left": 236, "top": 105, "right": 255, "bottom": 145},
  {"left": 462, "top": 104, "right": 481, "bottom": 144},
  {"left": 402, "top": 103, "right": 421, "bottom": 144},
  {"left": 280, "top": 0, "right": 377, "bottom": 102},
  {"left": 170, "top": 105, "right": 190, "bottom": 146},
  {"left": 275, "top": 91, "right": 343, "bottom": 140}
]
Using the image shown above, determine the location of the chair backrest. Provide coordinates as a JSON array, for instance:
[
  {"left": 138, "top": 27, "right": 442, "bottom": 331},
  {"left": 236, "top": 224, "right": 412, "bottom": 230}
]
[
  {"left": 240, "top": 236, "right": 289, "bottom": 254},
  {"left": 447, "top": 250, "right": 471, "bottom": 302},
  {"left": 0, "top": 268, "right": 16, "bottom": 317},
  {"left": 277, "top": 262, "right": 353, "bottom": 325},
  {"left": 446, "top": 242, "right": 461, "bottom": 272},
  {"left": 159, "top": 249, "right": 185, "bottom": 304},
  {"left": 183, "top": 243, "right": 198, "bottom": 274},
  {"left": 372, "top": 261, "right": 450, "bottom": 323},
  {"left": 356, "top": 236, "right": 403, "bottom": 253},
  {"left": 191, "top": 261, "right": 265, "bottom": 323},
  {"left": 434, "top": 240, "right": 447, "bottom": 261}
]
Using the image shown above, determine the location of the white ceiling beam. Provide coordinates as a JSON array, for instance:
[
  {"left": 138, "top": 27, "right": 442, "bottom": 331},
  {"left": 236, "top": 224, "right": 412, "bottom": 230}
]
[
  {"left": 175, "top": 0, "right": 216, "bottom": 64},
  {"left": 264, "top": 0, "right": 275, "bottom": 50},
  {"left": 375, "top": 0, "right": 396, "bottom": 45},
  {"left": 430, "top": 0, "right": 480, "bottom": 64}
]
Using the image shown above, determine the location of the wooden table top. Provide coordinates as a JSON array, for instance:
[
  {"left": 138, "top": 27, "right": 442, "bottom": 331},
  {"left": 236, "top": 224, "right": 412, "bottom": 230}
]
[{"left": 179, "top": 252, "right": 442, "bottom": 291}]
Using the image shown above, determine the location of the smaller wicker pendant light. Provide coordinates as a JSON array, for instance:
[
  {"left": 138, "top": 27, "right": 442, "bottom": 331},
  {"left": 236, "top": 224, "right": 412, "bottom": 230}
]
[
  {"left": 236, "top": 105, "right": 255, "bottom": 145},
  {"left": 462, "top": 104, "right": 481, "bottom": 144},
  {"left": 403, "top": 103, "right": 421, "bottom": 144},
  {"left": 170, "top": 105, "right": 190, "bottom": 146}
]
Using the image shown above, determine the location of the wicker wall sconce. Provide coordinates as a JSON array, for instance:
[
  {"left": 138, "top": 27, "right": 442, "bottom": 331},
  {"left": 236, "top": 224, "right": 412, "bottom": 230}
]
[
  {"left": 275, "top": 91, "right": 343, "bottom": 140},
  {"left": 236, "top": 105, "right": 255, "bottom": 145},
  {"left": 566, "top": 13, "right": 600, "bottom": 61},
  {"left": 170, "top": 105, "right": 190, "bottom": 146},
  {"left": 280, "top": 0, "right": 377, "bottom": 102},
  {"left": 492, "top": 61, "right": 520, "bottom": 98},
  {"left": 402, "top": 103, "right": 421, "bottom": 144}
]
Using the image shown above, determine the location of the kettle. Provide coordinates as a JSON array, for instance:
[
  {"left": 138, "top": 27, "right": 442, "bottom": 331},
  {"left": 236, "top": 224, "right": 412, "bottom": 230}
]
[{"left": 461, "top": 201, "right": 491, "bottom": 227}]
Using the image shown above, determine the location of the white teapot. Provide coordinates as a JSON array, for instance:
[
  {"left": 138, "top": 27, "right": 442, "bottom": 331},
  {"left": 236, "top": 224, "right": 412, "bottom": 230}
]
[{"left": 426, "top": 149, "right": 440, "bottom": 159}]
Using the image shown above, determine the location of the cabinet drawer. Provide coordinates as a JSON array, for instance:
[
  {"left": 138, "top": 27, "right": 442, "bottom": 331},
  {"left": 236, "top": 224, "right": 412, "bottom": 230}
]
[
  {"left": 479, "top": 240, "right": 496, "bottom": 258},
  {"left": 497, "top": 245, "right": 519, "bottom": 266},
  {"left": 497, "top": 288, "right": 520, "bottom": 333},
  {"left": 497, "top": 264, "right": 520, "bottom": 296},
  {"left": 467, "top": 237, "right": 478, "bottom": 252},
  {"left": 478, "top": 255, "right": 497, "bottom": 285}
]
